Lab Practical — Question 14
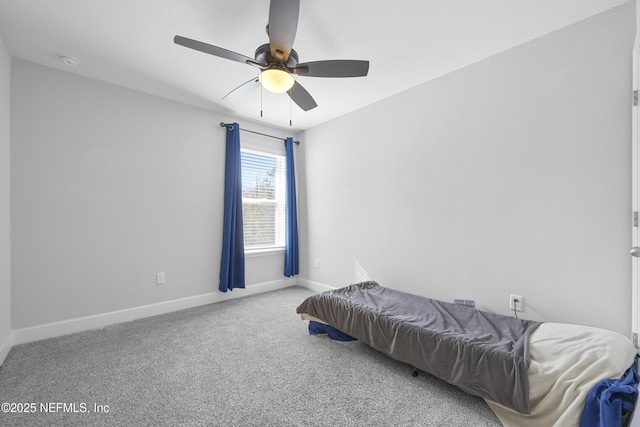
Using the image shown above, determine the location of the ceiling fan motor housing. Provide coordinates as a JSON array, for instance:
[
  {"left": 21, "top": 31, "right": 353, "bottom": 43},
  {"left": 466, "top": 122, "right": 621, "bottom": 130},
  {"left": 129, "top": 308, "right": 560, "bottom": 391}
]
[{"left": 255, "top": 43, "right": 298, "bottom": 69}]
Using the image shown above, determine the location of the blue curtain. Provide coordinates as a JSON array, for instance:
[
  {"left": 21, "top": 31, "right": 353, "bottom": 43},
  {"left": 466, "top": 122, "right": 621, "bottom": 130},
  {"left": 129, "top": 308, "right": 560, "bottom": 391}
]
[
  {"left": 219, "top": 123, "right": 245, "bottom": 292},
  {"left": 284, "top": 137, "right": 299, "bottom": 277}
]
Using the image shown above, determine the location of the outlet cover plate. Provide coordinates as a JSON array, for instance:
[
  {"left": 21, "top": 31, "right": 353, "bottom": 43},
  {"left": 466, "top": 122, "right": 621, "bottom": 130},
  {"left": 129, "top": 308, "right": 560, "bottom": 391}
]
[{"left": 509, "top": 294, "right": 523, "bottom": 312}]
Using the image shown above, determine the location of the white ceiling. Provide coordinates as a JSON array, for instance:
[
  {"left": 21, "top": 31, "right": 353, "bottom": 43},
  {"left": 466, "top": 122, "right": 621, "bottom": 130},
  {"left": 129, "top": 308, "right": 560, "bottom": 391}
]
[{"left": 0, "top": 0, "right": 630, "bottom": 131}]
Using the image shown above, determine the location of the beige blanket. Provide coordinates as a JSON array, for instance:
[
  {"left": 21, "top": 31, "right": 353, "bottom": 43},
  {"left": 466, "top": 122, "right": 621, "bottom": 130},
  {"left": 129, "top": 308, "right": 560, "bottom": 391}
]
[{"left": 485, "top": 323, "right": 638, "bottom": 427}]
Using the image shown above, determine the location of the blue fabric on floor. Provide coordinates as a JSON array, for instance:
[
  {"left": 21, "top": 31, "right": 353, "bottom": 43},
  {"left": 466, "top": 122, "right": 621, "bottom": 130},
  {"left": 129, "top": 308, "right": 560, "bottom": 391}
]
[
  {"left": 308, "top": 321, "right": 356, "bottom": 341},
  {"left": 579, "top": 356, "right": 639, "bottom": 427}
]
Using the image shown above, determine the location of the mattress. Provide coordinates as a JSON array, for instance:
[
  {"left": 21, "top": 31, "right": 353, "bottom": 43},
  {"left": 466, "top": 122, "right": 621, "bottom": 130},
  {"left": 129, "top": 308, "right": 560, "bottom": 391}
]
[
  {"left": 296, "top": 281, "right": 541, "bottom": 414},
  {"left": 297, "top": 282, "right": 639, "bottom": 426}
]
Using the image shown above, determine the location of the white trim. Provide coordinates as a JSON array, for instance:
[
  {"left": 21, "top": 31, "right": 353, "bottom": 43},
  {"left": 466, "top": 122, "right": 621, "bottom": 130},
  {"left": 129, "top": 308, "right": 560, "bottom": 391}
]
[
  {"left": 245, "top": 247, "right": 285, "bottom": 257},
  {"left": 296, "top": 278, "right": 336, "bottom": 293},
  {"left": 12, "top": 278, "right": 296, "bottom": 345},
  {"left": 627, "top": 8, "right": 640, "bottom": 425},
  {"left": 241, "top": 138, "right": 286, "bottom": 156},
  {"left": 0, "top": 331, "right": 14, "bottom": 366},
  {"left": 633, "top": 1, "right": 640, "bottom": 342}
]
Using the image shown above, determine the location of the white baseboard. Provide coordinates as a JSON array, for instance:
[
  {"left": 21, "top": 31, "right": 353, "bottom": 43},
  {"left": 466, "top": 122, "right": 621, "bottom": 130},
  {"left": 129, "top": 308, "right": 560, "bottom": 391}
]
[
  {"left": 0, "top": 331, "right": 14, "bottom": 366},
  {"left": 12, "top": 278, "right": 296, "bottom": 346},
  {"left": 296, "top": 278, "right": 335, "bottom": 293}
]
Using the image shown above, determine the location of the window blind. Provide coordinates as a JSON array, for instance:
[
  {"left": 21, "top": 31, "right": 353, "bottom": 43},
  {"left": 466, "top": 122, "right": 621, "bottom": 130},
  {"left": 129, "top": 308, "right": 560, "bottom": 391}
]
[{"left": 241, "top": 149, "right": 286, "bottom": 249}]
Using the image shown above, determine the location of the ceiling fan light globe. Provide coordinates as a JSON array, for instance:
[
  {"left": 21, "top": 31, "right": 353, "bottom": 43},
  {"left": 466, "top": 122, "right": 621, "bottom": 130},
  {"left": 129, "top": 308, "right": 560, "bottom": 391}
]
[{"left": 259, "top": 69, "right": 294, "bottom": 93}]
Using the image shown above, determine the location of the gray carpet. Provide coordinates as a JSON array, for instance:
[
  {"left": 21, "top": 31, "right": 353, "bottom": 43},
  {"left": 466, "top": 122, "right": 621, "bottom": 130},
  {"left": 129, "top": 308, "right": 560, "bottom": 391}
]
[{"left": 0, "top": 286, "right": 501, "bottom": 426}]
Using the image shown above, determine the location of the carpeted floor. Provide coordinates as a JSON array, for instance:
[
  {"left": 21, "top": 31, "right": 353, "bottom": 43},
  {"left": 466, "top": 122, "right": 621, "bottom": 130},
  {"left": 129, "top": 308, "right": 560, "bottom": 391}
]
[{"left": 0, "top": 286, "right": 502, "bottom": 426}]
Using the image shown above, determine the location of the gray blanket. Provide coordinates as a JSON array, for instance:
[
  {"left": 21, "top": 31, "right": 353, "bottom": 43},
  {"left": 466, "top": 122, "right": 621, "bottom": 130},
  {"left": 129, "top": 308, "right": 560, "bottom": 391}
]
[{"left": 296, "top": 281, "right": 541, "bottom": 414}]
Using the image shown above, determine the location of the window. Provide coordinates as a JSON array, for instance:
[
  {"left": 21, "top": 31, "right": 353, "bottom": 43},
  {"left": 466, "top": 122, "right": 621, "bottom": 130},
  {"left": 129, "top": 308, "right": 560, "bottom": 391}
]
[{"left": 241, "top": 148, "right": 286, "bottom": 251}]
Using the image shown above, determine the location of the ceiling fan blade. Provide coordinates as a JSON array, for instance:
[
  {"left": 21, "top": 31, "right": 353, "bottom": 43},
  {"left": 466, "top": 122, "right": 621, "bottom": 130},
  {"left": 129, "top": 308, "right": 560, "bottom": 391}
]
[
  {"left": 287, "top": 81, "right": 317, "bottom": 111},
  {"left": 222, "top": 77, "right": 261, "bottom": 102},
  {"left": 293, "top": 60, "right": 370, "bottom": 78},
  {"left": 267, "top": 0, "right": 299, "bottom": 62},
  {"left": 174, "top": 35, "right": 262, "bottom": 68}
]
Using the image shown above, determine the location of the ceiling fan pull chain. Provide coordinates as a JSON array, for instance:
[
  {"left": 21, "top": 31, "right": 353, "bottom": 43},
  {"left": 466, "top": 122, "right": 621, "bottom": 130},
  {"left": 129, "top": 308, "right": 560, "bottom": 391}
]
[
  {"left": 289, "top": 89, "right": 292, "bottom": 127},
  {"left": 260, "top": 84, "right": 264, "bottom": 118}
]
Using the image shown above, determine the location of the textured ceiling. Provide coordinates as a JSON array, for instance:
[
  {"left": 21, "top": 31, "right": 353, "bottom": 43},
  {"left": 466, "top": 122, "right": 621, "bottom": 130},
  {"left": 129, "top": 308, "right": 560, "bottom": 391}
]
[{"left": 0, "top": 0, "right": 630, "bottom": 131}]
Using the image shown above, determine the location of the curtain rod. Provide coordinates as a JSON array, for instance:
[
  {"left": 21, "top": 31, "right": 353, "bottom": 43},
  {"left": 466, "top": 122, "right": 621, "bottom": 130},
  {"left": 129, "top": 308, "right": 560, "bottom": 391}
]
[{"left": 220, "top": 122, "right": 299, "bottom": 145}]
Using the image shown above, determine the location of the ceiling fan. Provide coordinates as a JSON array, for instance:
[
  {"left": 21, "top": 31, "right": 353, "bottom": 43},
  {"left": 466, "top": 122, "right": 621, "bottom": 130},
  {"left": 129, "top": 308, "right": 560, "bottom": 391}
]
[{"left": 174, "top": 0, "right": 369, "bottom": 111}]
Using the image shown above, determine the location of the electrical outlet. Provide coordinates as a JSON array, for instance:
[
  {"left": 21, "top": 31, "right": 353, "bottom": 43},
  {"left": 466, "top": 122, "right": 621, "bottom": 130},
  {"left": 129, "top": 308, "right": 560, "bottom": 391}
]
[
  {"left": 454, "top": 299, "right": 476, "bottom": 308},
  {"left": 156, "top": 272, "right": 165, "bottom": 285},
  {"left": 509, "top": 294, "right": 523, "bottom": 312},
  {"left": 314, "top": 259, "right": 320, "bottom": 269}
]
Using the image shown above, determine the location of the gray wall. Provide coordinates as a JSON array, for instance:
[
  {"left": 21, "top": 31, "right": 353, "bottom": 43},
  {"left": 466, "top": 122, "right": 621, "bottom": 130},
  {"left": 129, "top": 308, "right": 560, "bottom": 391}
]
[
  {"left": 299, "top": 3, "right": 635, "bottom": 334},
  {"left": 10, "top": 60, "right": 291, "bottom": 329},
  {"left": 6, "top": 3, "right": 636, "bottom": 337},
  {"left": 0, "top": 32, "right": 11, "bottom": 349}
]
